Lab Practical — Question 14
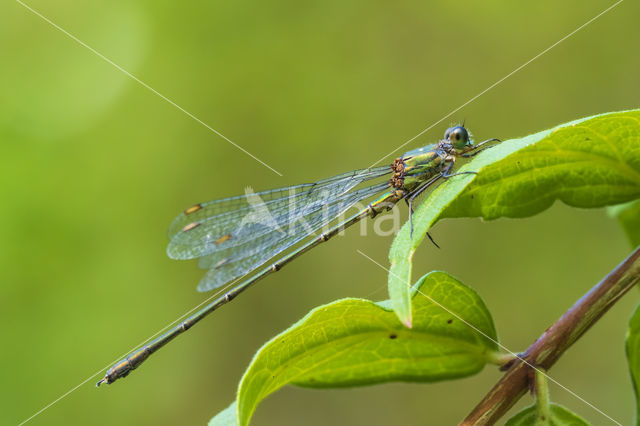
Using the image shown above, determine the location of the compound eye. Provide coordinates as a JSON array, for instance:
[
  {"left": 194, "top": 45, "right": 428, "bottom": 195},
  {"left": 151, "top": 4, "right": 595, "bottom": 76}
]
[
  {"left": 448, "top": 126, "right": 469, "bottom": 149},
  {"left": 444, "top": 127, "right": 454, "bottom": 140}
]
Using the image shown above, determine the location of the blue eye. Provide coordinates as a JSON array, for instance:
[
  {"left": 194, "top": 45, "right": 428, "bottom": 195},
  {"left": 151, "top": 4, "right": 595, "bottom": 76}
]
[
  {"left": 447, "top": 126, "right": 469, "bottom": 149},
  {"left": 443, "top": 127, "right": 454, "bottom": 140}
]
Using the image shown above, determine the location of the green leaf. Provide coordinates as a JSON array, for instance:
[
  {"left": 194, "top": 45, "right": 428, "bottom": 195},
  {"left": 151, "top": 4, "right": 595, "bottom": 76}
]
[
  {"left": 211, "top": 271, "right": 498, "bottom": 426},
  {"left": 389, "top": 110, "right": 640, "bottom": 326},
  {"left": 626, "top": 303, "right": 640, "bottom": 425},
  {"left": 609, "top": 200, "right": 640, "bottom": 248},
  {"left": 443, "top": 111, "right": 640, "bottom": 219},
  {"left": 504, "top": 403, "right": 590, "bottom": 426},
  {"left": 209, "top": 402, "right": 238, "bottom": 426}
]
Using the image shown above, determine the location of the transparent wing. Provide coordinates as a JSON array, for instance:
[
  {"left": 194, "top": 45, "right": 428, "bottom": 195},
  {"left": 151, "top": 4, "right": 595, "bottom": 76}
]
[
  {"left": 167, "top": 166, "right": 390, "bottom": 260},
  {"left": 195, "top": 181, "right": 389, "bottom": 291},
  {"left": 168, "top": 184, "right": 312, "bottom": 240}
]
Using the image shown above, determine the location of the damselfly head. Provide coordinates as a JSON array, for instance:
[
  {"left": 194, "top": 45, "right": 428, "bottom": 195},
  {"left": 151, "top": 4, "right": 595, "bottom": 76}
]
[{"left": 444, "top": 126, "right": 472, "bottom": 152}]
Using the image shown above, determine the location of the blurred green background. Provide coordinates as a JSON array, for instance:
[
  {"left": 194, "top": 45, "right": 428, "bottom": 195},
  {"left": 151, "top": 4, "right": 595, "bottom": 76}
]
[{"left": 2, "top": 1, "right": 639, "bottom": 425}]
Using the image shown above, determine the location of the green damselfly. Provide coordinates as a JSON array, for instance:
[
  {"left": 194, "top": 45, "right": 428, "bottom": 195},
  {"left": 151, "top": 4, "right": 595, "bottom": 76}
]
[{"left": 97, "top": 125, "right": 497, "bottom": 386}]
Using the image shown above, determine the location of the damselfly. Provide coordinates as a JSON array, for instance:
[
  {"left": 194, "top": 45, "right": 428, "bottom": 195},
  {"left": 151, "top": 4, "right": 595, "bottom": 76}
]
[{"left": 97, "top": 125, "right": 497, "bottom": 386}]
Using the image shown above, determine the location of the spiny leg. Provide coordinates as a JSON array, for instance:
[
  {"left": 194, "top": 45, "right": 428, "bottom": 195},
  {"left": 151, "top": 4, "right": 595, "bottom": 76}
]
[
  {"left": 444, "top": 170, "right": 478, "bottom": 178},
  {"left": 426, "top": 231, "right": 441, "bottom": 249},
  {"left": 461, "top": 150, "right": 485, "bottom": 158},
  {"left": 462, "top": 138, "right": 500, "bottom": 158},
  {"left": 442, "top": 158, "right": 478, "bottom": 179}
]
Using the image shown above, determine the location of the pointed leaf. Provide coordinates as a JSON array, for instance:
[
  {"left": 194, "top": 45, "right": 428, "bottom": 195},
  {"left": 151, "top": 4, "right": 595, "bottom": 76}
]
[
  {"left": 209, "top": 402, "right": 237, "bottom": 426},
  {"left": 443, "top": 110, "right": 640, "bottom": 219},
  {"left": 211, "top": 271, "right": 498, "bottom": 426},
  {"left": 389, "top": 110, "right": 640, "bottom": 325}
]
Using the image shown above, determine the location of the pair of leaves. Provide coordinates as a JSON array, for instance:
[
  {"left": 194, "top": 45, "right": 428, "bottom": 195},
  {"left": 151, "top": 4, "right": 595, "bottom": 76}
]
[
  {"left": 389, "top": 110, "right": 640, "bottom": 326},
  {"left": 505, "top": 403, "right": 589, "bottom": 426},
  {"left": 505, "top": 366, "right": 589, "bottom": 425},
  {"left": 209, "top": 272, "right": 498, "bottom": 426}
]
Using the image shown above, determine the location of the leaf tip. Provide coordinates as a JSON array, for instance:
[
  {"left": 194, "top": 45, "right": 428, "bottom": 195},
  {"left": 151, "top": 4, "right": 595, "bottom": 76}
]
[{"left": 402, "top": 316, "right": 413, "bottom": 329}]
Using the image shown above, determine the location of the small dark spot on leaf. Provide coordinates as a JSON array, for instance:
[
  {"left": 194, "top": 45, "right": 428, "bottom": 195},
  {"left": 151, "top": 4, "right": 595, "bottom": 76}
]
[
  {"left": 470, "top": 194, "right": 474, "bottom": 199},
  {"left": 447, "top": 319, "right": 453, "bottom": 324},
  {"left": 389, "top": 333, "right": 397, "bottom": 339}
]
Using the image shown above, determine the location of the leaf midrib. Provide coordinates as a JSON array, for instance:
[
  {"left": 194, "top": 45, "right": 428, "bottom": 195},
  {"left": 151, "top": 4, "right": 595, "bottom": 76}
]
[{"left": 247, "top": 328, "right": 492, "bottom": 401}]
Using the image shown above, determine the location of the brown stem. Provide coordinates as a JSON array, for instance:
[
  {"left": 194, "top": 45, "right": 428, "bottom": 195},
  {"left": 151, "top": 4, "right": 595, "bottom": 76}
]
[{"left": 461, "top": 247, "right": 640, "bottom": 425}]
